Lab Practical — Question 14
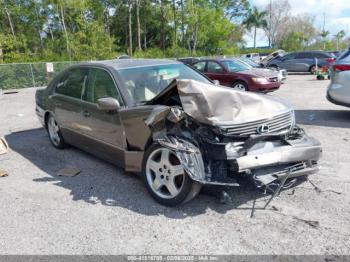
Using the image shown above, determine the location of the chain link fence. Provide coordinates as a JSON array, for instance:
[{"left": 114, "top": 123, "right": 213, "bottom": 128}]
[{"left": 0, "top": 61, "right": 80, "bottom": 90}]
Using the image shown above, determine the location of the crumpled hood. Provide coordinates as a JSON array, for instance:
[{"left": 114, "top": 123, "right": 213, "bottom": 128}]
[{"left": 176, "top": 79, "right": 292, "bottom": 126}]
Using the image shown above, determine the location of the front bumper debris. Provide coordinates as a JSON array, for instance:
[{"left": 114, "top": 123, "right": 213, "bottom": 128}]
[{"left": 153, "top": 132, "right": 321, "bottom": 188}]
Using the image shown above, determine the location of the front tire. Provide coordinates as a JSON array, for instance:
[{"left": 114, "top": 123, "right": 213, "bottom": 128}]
[
  {"left": 232, "top": 81, "right": 247, "bottom": 91},
  {"left": 46, "top": 114, "right": 67, "bottom": 149},
  {"left": 142, "top": 144, "right": 202, "bottom": 206}
]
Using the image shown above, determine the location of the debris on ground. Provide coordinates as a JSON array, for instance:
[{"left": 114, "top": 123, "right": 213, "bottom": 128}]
[
  {"left": 288, "top": 189, "right": 295, "bottom": 195},
  {"left": 293, "top": 217, "right": 320, "bottom": 228},
  {"left": 3, "top": 91, "right": 19, "bottom": 94},
  {"left": 219, "top": 190, "right": 233, "bottom": 204},
  {"left": 57, "top": 168, "right": 81, "bottom": 177},
  {"left": 306, "top": 178, "right": 342, "bottom": 195},
  {"left": 0, "top": 138, "right": 9, "bottom": 155},
  {"left": 0, "top": 169, "right": 8, "bottom": 177},
  {"left": 271, "top": 205, "right": 279, "bottom": 211},
  {"left": 270, "top": 206, "right": 320, "bottom": 228}
]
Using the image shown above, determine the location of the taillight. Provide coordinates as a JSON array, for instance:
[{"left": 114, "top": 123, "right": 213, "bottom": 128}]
[
  {"left": 326, "top": 58, "right": 336, "bottom": 63},
  {"left": 333, "top": 64, "right": 350, "bottom": 72}
]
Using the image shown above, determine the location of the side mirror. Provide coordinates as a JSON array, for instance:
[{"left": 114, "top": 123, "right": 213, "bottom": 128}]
[
  {"left": 97, "top": 97, "right": 120, "bottom": 111},
  {"left": 213, "top": 80, "right": 220, "bottom": 86}
]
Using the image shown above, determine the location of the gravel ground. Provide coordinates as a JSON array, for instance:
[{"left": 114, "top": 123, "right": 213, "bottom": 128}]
[{"left": 0, "top": 75, "right": 349, "bottom": 255}]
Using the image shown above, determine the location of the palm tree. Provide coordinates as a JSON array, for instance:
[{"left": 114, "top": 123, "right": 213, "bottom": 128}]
[
  {"left": 334, "top": 30, "right": 345, "bottom": 50},
  {"left": 243, "top": 7, "right": 267, "bottom": 49},
  {"left": 320, "top": 29, "right": 329, "bottom": 50}
]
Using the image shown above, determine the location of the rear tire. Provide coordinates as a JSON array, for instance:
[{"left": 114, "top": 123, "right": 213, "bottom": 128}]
[
  {"left": 46, "top": 114, "right": 67, "bottom": 149},
  {"left": 142, "top": 144, "right": 202, "bottom": 206},
  {"left": 310, "top": 65, "right": 317, "bottom": 75}
]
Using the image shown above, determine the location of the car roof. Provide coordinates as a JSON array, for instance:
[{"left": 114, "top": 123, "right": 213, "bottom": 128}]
[
  {"left": 77, "top": 59, "right": 181, "bottom": 70},
  {"left": 293, "top": 50, "right": 327, "bottom": 54}
]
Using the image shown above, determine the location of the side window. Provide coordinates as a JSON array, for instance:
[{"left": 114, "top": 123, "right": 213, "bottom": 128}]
[
  {"left": 315, "top": 53, "right": 328, "bottom": 59},
  {"left": 207, "top": 61, "right": 224, "bottom": 73},
  {"left": 295, "top": 53, "right": 305, "bottom": 59},
  {"left": 84, "top": 68, "right": 123, "bottom": 105},
  {"left": 282, "top": 54, "right": 295, "bottom": 61},
  {"left": 55, "top": 68, "right": 87, "bottom": 98},
  {"left": 193, "top": 61, "right": 206, "bottom": 72},
  {"left": 302, "top": 53, "right": 317, "bottom": 59}
]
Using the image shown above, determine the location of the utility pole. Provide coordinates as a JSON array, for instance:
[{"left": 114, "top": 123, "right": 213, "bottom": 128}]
[
  {"left": 128, "top": 0, "right": 133, "bottom": 56},
  {"left": 269, "top": 0, "right": 272, "bottom": 48}
]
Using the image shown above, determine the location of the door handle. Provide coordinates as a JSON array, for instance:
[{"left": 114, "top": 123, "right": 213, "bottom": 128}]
[{"left": 82, "top": 110, "right": 90, "bottom": 117}]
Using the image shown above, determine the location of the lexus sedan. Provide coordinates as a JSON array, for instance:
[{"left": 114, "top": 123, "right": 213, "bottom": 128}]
[
  {"left": 191, "top": 58, "right": 281, "bottom": 92},
  {"left": 35, "top": 59, "right": 321, "bottom": 206}
]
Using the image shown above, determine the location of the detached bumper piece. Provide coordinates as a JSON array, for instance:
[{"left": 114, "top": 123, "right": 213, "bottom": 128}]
[{"left": 234, "top": 134, "right": 322, "bottom": 186}]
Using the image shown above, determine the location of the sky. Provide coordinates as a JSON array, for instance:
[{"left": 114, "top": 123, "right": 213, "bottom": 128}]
[{"left": 245, "top": 0, "right": 350, "bottom": 47}]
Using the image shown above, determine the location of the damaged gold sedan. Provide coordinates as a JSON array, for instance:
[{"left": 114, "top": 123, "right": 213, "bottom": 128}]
[{"left": 35, "top": 60, "right": 322, "bottom": 206}]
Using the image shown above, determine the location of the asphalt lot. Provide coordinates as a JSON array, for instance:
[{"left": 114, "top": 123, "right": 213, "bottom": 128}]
[{"left": 0, "top": 75, "right": 349, "bottom": 255}]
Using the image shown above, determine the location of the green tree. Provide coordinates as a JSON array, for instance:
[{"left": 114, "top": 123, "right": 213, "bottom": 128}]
[
  {"left": 243, "top": 6, "right": 267, "bottom": 48},
  {"left": 334, "top": 30, "right": 345, "bottom": 50},
  {"left": 320, "top": 30, "right": 330, "bottom": 50}
]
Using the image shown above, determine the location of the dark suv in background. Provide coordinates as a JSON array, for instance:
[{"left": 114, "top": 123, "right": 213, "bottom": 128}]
[{"left": 266, "top": 51, "right": 336, "bottom": 74}]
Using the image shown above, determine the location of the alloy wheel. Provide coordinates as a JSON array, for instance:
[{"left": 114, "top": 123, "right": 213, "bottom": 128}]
[
  {"left": 233, "top": 83, "right": 246, "bottom": 91},
  {"left": 145, "top": 148, "right": 185, "bottom": 199},
  {"left": 48, "top": 116, "right": 61, "bottom": 146}
]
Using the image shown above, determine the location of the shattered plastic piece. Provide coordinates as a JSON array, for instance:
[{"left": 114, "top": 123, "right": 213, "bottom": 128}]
[
  {"left": 158, "top": 137, "right": 206, "bottom": 182},
  {"left": 57, "top": 168, "right": 81, "bottom": 177},
  {"left": 0, "top": 138, "right": 9, "bottom": 155},
  {"left": 144, "top": 106, "right": 170, "bottom": 127},
  {"left": 166, "top": 107, "right": 185, "bottom": 123},
  {"left": 0, "top": 170, "right": 8, "bottom": 177}
]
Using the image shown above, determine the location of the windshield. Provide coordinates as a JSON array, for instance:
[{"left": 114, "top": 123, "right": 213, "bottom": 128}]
[
  {"left": 117, "top": 63, "right": 211, "bottom": 103},
  {"left": 238, "top": 57, "right": 259, "bottom": 67},
  {"left": 221, "top": 60, "right": 252, "bottom": 72}
]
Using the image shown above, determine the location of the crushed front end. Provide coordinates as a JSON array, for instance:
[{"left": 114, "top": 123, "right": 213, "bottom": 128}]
[{"left": 145, "top": 79, "right": 322, "bottom": 189}]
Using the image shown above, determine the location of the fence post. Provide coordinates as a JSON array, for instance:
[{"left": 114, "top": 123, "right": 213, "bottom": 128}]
[{"left": 29, "top": 63, "right": 36, "bottom": 87}]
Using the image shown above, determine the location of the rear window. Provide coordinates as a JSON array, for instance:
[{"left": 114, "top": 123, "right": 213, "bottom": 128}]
[
  {"left": 299, "top": 52, "right": 332, "bottom": 59},
  {"left": 55, "top": 68, "right": 88, "bottom": 98}
]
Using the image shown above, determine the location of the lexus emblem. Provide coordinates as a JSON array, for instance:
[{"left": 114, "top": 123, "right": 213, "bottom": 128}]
[{"left": 257, "top": 124, "right": 270, "bottom": 134}]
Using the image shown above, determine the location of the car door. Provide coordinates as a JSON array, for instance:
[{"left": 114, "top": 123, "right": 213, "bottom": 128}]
[
  {"left": 293, "top": 52, "right": 313, "bottom": 72},
  {"left": 51, "top": 67, "right": 88, "bottom": 143},
  {"left": 206, "top": 61, "right": 230, "bottom": 86},
  {"left": 79, "top": 67, "right": 126, "bottom": 166},
  {"left": 279, "top": 53, "right": 298, "bottom": 71}
]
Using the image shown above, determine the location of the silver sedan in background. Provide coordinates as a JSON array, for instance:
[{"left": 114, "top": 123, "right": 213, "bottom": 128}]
[{"left": 327, "top": 49, "right": 350, "bottom": 107}]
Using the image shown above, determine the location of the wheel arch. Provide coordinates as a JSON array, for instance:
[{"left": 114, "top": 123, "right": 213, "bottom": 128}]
[
  {"left": 44, "top": 111, "right": 51, "bottom": 129},
  {"left": 232, "top": 79, "right": 248, "bottom": 87}
]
